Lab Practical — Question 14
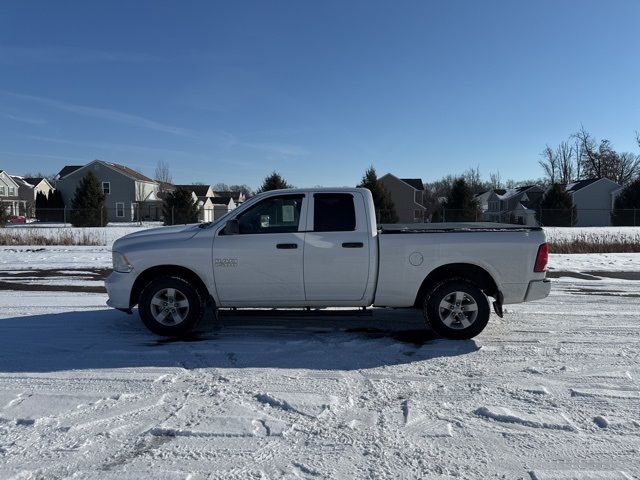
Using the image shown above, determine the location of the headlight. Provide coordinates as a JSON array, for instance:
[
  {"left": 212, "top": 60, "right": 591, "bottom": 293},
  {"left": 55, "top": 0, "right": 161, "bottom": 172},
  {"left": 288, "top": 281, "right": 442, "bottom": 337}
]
[{"left": 112, "top": 251, "right": 133, "bottom": 273}]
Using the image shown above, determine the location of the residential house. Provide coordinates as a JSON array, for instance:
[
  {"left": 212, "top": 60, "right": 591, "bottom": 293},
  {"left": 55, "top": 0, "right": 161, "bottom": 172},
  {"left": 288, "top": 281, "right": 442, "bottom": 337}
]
[
  {"left": 55, "top": 160, "right": 162, "bottom": 222},
  {"left": 212, "top": 190, "right": 246, "bottom": 205},
  {"left": 175, "top": 185, "right": 216, "bottom": 222},
  {"left": 474, "top": 189, "right": 505, "bottom": 214},
  {"left": 483, "top": 185, "right": 545, "bottom": 225},
  {"left": 565, "top": 178, "right": 622, "bottom": 226},
  {"left": 211, "top": 196, "right": 237, "bottom": 220},
  {"left": 0, "top": 170, "right": 26, "bottom": 217},
  {"left": 11, "top": 176, "right": 55, "bottom": 217},
  {"left": 378, "top": 173, "right": 427, "bottom": 223}
]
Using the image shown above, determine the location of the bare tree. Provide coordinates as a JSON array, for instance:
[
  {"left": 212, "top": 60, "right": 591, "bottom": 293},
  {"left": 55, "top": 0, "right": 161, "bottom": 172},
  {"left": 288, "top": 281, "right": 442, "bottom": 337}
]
[
  {"left": 556, "top": 141, "right": 574, "bottom": 184},
  {"left": 539, "top": 145, "right": 558, "bottom": 184},
  {"left": 154, "top": 160, "right": 172, "bottom": 185},
  {"left": 489, "top": 171, "right": 502, "bottom": 190}
]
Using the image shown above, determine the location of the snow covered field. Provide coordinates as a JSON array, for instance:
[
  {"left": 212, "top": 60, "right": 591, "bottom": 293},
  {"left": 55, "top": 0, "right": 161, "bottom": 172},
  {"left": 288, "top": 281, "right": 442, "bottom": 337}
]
[
  {"left": 0, "top": 248, "right": 639, "bottom": 478},
  {"left": 544, "top": 227, "right": 640, "bottom": 243}
]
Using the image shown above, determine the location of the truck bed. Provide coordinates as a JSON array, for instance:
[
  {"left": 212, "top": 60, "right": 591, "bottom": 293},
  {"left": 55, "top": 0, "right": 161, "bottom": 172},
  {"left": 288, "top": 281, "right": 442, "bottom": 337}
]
[{"left": 379, "top": 222, "right": 542, "bottom": 234}]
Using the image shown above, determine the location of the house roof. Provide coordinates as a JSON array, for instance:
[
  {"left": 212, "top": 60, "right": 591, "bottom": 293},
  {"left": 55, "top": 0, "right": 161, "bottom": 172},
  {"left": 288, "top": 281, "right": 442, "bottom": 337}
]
[
  {"left": 23, "top": 177, "right": 45, "bottom": 187},
  {"left": 211, "top": 196, "right": 232, "bottom": 205},
  {"left": 176, "top": 185, "right": 211, "bottom": 196},
  {"left": 105, "top": 162, "right": 155, "bottom": 183},
  {"left": 400, "top": 178, "right": 424, "bottom": 190},
  {"left": 213, "top": 190, "right": 244, "bottom": 202},
  {"left": 565, "top": 178, "right": 601, "bottom": 192},
  {"left": 57, "top": 161, "right": 155, "bottom": 183},
  {"left": 57, "top": 165, "right": 83, "bottom": 178}
]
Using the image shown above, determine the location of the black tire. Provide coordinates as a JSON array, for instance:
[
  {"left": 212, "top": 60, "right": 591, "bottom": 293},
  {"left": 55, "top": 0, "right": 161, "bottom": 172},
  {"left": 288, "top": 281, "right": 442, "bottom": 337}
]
[
  {"left": 423, "top": 280, "right": 490, "bottom": 339},
  {"left": 138, "top": 276, "right": 204, "bottom": 336}
]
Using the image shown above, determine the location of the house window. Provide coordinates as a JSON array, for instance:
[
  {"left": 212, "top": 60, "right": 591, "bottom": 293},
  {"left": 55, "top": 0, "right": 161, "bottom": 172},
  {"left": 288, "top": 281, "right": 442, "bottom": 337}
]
[
  {"left": 116, "top": 202, "right": 125, "bottom": 218},
  {"left": 8, "top": 187, "right": 15, "bottom": 196},
  {"left": 0, "top": 186, "right": 5, "bottom": 196},
  {"left": 102, "top": 182, "right": 110, "bottom": 195},
  {"left": 414, "top": 210, "right": 423, "bottom": 222}
]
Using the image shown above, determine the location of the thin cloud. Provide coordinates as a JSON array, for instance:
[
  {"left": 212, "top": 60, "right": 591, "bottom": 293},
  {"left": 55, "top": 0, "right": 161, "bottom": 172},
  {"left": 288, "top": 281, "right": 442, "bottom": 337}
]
[
  {"left": 0, "top": 46, "right": 163, "bottom": 64},
  {"left": 1, "top": 91, "right": 195, "bottom": 138},
  {"left": 244, "top": 142, "right": 309, "bottom": 156},
  {"left": 0, "top": 111, "right": 47, "bottom": 125}
]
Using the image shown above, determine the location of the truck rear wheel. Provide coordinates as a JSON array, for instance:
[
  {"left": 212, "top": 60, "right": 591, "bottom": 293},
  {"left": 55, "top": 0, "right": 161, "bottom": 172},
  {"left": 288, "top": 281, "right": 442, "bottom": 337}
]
[
  {"left": 423, "top": 280, "right": 490, "bottom": 339},
  {"left": 138, "top": 276, "right": 204, "bottom": 336}
]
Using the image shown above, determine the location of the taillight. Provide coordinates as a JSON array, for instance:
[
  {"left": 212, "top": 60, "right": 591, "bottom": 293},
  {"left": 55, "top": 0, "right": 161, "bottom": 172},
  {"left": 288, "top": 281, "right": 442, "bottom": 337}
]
[{"left": 534, "top": 243, "right": 548, "bottom": 272}]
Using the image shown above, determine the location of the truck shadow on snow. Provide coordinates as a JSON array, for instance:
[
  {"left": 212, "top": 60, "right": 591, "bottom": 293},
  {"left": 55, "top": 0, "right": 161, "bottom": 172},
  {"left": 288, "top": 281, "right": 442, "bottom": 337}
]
[{"left": 0, "top": 308, "right": 480, "bottom": 373}]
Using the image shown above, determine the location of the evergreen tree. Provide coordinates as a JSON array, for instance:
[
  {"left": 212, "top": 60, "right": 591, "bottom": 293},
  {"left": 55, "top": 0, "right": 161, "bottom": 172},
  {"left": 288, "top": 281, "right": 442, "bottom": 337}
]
[
  {"left": 0, "top": 202, "right": 8, "bottom": 227},
  {"left": 357, "top": 167, "right": 399, "bottom": 223},
  {"left": 612, "top": 178, "right": 640, "bottom": 226},
  {"left": 444, "top": 178, "right": 481, "bottom": 222},
  {"left": 257, "top": 171, "right": 293, "bottom": 193},
  {"left": 47, "top": 189, "right": 65, "bottom": 222},
  {"left": 70, "top": 172, "right": 107, "bottom": 227},
  {"left": 35, "top": 191, "right": 48, "bottom": 222},
  {"left": 535, "top": 184, "right": 577, "bottom": 226},
  {"left": 163, "top": 188, "right": 199, "bottom": 225}
]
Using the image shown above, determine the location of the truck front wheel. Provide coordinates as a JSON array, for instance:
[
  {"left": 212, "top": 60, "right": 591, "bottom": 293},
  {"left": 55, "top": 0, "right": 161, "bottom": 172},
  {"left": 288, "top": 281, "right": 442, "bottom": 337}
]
[
  {"left": 423, "top": 280, "right": 490, "bottom": 339},
  {"left": 138, "top": 276, "right": 204, "bottom": 336}
]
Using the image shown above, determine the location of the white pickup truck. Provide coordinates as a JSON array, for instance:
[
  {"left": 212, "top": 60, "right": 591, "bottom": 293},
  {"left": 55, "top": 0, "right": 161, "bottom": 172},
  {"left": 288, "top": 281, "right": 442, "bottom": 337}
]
[{"left": 106, "top": 188, "right": 550, "bottom": 339}]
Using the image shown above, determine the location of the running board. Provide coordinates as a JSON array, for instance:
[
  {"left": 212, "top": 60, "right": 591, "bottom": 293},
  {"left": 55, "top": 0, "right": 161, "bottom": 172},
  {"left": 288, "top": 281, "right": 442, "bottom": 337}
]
[{"left": 219, "top": 308, "right": 373, "bottom": 318}]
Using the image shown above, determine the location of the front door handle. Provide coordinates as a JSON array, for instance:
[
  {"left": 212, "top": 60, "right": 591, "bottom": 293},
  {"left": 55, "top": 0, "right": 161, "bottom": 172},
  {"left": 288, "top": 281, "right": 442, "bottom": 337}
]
[
  {"left": 276, "top": 243, "right": 298, "bottom": 249},
  {"left": 342, "top": 242, "right": 364, "bottom": 248}
]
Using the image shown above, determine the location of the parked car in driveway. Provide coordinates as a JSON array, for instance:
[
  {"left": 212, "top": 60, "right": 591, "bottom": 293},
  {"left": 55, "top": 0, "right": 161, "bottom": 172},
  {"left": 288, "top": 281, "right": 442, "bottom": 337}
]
[{"left": 106, "top": 188, "right": 550, "bottom": 339}]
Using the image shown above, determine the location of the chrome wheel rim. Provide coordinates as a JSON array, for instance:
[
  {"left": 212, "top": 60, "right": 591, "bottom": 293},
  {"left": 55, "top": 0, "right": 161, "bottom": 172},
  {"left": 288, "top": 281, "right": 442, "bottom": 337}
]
[
  {"left": 438, "top": 291, "right": 478, "bottom": 329},
  {"left": 150, "top": 288, "right": 190, "bottom": 326}
]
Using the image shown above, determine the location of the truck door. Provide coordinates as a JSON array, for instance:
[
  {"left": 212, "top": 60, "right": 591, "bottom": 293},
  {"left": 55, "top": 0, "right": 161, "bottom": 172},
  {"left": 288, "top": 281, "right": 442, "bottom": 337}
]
[
  {"left": 304, "top": 192, "right": 371, "bottom": 302},
  {"left": 213, "top": 194, "right": 307, "bottom": 305}
]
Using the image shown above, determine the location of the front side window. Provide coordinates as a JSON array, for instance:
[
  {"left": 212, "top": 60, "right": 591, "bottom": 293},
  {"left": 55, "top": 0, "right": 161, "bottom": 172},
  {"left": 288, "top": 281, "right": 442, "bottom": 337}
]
[
  {"left": 116, "top": 202, "right": 124, "bottom": 217},
  {"left": 8, "top": 187, "right": 15, "bottom": 196},
  {"left": 0, "top": 186, "right": 5, "bottom": 196},
  {"left": 237, "top": 195, "right": 303, "bottom": 234},
  {"left": 313, "top": 193, "right": 356, "bottom": 232},
  {"left": 102, "top": 182, "right": 110, "bottom": 195}
]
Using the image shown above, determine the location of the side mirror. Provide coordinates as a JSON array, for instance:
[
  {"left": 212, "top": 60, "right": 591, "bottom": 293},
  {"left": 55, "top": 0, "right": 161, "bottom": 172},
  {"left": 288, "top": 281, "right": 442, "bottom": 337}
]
[{"left": 224, "top": 219, "right": 239, "bottom": 235}]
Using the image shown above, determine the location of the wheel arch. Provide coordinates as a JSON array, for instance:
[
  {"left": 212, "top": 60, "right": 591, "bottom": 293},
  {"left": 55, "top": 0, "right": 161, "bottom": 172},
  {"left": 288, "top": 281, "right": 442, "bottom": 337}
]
[
  {"left": 130, "top": 265, "right": 211, "bottom": 308},
  {"left": 414, "top": 263, "right": 499, "bottom": 307}
]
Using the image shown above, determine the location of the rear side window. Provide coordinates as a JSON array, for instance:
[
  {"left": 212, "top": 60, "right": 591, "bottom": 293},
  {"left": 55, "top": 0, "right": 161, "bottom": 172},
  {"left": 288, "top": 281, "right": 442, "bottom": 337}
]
[{"left": 314, "top": 193, "right": 356, "bottom": 232}]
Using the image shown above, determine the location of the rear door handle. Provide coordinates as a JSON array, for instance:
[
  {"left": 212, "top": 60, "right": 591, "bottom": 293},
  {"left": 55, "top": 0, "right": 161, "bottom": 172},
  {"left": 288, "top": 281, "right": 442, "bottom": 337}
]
[
  {"left": 276, "top": 243, "right": 298, "bottom": 249},
  {"left": 342, "top": 242, "right": 364, "bottom": 248}
]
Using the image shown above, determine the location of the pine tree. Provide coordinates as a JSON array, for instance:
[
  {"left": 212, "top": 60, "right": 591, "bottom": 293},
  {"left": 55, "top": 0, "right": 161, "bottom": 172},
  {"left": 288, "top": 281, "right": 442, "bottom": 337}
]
[
  {"left": 257, "top": 172, "right": 292, "bottom": 193},
  {"left": 70, "top": 172, "right": 107, "bottom": 227},
  {"left": 444, "top": 178, "right": 481, "bottom": 222},
  {"left": 535, "top": 184, "right": 577, "bottom": 226},
  {"left": 163, "top": 188, "right": 199, "bottom": 225},
  {"left": 0, "top": 202, "right": 8, "bottom": 227},
  {"left": 357, "top": 167, "right": 399, "bottom": 223},
  {"left": 35, "top": 191, "right": 48, "bottom": 221},
  {"left": 47, "top": 189, "right": 65, "bottom": 222},
  {"left": 612, "top": 178, "right": 640, "bottom": 226}
]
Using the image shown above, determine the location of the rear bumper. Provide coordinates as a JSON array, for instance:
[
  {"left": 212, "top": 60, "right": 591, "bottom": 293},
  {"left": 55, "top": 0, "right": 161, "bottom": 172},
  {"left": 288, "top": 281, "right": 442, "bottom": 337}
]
[
  {"left": 105, "top": 270, "right": 136, "bottom": 310},
  {"left": 524, "top": 278, "right": 551, "bottom": 302}
]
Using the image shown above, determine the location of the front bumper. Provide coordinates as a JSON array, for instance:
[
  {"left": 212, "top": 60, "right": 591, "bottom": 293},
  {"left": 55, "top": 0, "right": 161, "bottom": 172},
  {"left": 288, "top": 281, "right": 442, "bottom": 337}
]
[
  {"left": 105, "top": 270, "right": 136, "bottom": 310},
  {"left": 524, "top": 278, "right": 551, "bottom": 302}
]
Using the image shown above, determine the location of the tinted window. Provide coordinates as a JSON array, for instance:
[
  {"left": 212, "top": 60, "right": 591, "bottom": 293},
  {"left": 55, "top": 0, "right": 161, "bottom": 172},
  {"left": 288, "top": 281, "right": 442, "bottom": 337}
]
[
  {"left": 238, "top": 195, "right": 303, "bottom": 234},
  {"left": 314, "top": 194, "right": 356, "bottom": 232}
]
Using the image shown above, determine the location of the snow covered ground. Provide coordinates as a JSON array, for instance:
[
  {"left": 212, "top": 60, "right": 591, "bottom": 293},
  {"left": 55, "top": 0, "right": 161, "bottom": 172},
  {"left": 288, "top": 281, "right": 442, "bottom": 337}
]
[{"left": 0, "top": 249, "right": 639, "bottom": 478}]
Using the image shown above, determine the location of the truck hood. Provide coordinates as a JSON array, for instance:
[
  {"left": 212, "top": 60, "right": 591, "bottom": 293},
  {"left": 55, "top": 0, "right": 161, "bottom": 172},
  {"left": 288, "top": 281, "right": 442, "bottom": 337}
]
[{"left": 113, "top": 224, "right": 203, "bottom": 251}]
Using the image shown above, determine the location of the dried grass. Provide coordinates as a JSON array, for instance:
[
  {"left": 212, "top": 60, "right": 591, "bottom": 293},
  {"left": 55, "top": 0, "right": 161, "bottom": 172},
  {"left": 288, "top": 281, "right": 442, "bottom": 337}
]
[
  {"left": 0, "top": 229, "right": 105, "bottom": 246},
  {"left": 548, "top": 233, "right": 640, "bottom": 254}
]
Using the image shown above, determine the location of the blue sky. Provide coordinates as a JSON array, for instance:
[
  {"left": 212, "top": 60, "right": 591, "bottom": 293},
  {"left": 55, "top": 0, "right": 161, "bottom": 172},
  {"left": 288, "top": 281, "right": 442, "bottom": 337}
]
[{"left": 1, "top": 0, "right": 639, "bottom": 188}]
